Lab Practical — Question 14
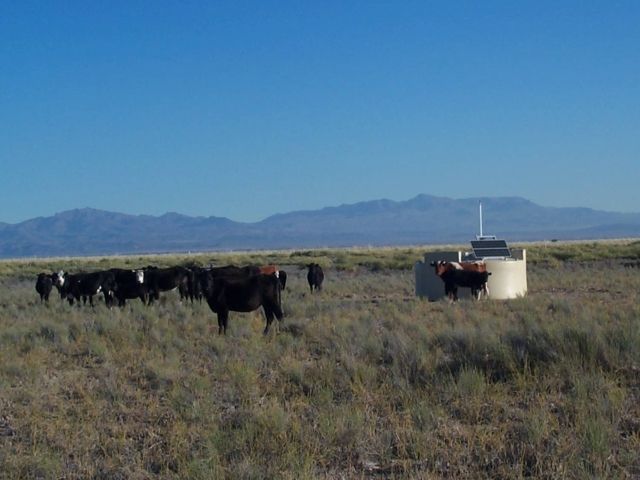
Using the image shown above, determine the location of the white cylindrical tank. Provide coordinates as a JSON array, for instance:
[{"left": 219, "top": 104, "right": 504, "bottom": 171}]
[{"left": 483, "top": 250, "right": 527, "bottom": 300}]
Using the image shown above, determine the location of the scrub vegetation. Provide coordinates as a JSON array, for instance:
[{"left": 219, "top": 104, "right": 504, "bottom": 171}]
[{"left": 1, "top": 240, "right": 639, "bottom": 478}]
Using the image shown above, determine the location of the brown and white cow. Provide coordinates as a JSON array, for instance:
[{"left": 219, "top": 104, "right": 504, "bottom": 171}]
[{"left": 430, "top": 261, "right": 490, "bottom": 301}]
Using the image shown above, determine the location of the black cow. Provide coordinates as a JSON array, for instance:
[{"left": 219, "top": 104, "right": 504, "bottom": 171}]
[
  {"left": 204, "top": 273, "right": 283, "bottom": 335},
  {"left": 73, "top": 271, "right": 118, "bottom": 307},
  {"left": 144, "top": 266, "right": 190, "bottom": 303},
  {"left": 197, "top": 265, "right": 262, "bottom": 298},
  {"left": 181, "top": 264, "right": 264, "bottom": 303},
  {"left": 434, "top": 266, "right": 491, "bottom": 302},
  {"left": 51, "top": 271, "right": 68, "bottom": 301},
  {"left": 52, "top": 271, "right": 83, "bottom": 304},
  {"left": 35, "top": 273, "right": 54, "bottom": 303},
  {"left": 306, "top": 263, "right": 324, "bottom": 293},
  {"left": 55, "top": 270, "right": 117, "bottom": 307},
  {"left": 110, "top": 268, "right": 148, "bottom": 307}
]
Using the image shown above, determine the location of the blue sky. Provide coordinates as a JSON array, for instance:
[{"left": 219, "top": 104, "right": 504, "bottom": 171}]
[{"left": 2, "top": 1, "right": 639, "bottom": 224}]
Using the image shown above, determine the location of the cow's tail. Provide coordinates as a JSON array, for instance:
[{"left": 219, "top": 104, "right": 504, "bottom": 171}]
[{"left": 276, "top": 274, "right": 283, "bottom": 319}]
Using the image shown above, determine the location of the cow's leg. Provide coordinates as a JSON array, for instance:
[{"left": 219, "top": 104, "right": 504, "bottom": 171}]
[
  {"left": 445, "top": 283, "right": 454, "bottom": 302},
  {"left": 273, "top": 304, "right": 284, "bottom": 331},
  {"left": 138, "top": 291, "right": 148, "bottom": 305},
  {"left": 178, "top": 286, "right": 186, "bottom": 302},
  {"left": 217, "top": 310, "right": 229, "bottom": 335},
  {"left": 446, "top": 284, "right": 458, "bottom": 302},
  {"left": 263, "top": 307, "right": 275, "bottom": 335},
  {"left": 210, "top": 299, "right": 230, "bottom": 334},
  {"left": 223, "top": 312, "right": 229, "bottom": 334},
  {"left": 273, "top": 302, "right": 284, "bottom": 322}
]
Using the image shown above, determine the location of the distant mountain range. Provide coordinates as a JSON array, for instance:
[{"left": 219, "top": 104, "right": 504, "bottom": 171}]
[{"left": 1, "top": 194, "right": 640, "bottom": 258}]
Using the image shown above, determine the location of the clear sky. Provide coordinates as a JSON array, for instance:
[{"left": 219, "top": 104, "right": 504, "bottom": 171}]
[{"left": 2, "top": 1, "right": 639, "bottom": 224}]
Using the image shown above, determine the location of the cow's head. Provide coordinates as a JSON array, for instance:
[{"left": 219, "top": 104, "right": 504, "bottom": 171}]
[
  {"left": 135, "top": 270, "right": 144, "bottom": 284},
  {"left": 53, "top": 270, "right": 66, "bottom": 286},
  {"left": 430, "top": 261, "right": 449, "bottom": 277}
]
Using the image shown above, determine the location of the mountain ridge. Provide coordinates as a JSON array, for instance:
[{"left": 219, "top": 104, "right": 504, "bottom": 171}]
[{"left": 2, "top": 195, "right": 639, "bottom": 258}]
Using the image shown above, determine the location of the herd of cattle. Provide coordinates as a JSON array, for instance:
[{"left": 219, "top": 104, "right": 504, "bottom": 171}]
[
  {"left": 32, "top": 258, "right": 489, "bottom": 333},
  {"left": 34, "top": 263, "right": 325, "bottom": 334}
]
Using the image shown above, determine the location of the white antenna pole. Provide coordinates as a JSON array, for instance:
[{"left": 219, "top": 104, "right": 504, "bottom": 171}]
[{"left": 479, "top": 201, "right": 483, "bottom": 238}]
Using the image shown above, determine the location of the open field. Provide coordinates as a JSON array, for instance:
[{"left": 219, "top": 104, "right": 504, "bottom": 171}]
[{"left": 1, "top": 241, "right": 639, "bottom": 478}]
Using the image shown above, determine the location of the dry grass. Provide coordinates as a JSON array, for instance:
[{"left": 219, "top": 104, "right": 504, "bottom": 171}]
[{"left": 1, "top": 241, "right": 639, "bottom": 478}]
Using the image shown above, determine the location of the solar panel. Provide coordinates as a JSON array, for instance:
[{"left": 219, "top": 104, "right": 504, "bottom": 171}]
[
  {"left": 471, "top": 240, "right": 509, "bottom": 249},
  {"left": 470, "top": 239, "right": 512, "bottom": 259}
]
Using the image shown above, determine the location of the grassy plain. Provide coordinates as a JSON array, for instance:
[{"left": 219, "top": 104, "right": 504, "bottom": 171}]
[{"left": 0, "top": 240, "right": 639, "bottom": 478}]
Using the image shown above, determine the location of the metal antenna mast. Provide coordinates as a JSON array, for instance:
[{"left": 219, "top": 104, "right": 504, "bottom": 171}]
[{"left": 479, "top": 201, "right": 483, "bottom": 238}]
